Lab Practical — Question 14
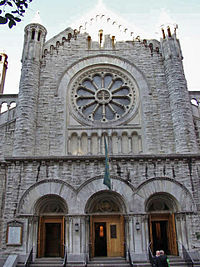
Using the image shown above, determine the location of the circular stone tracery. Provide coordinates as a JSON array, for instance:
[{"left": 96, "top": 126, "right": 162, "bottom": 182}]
[
  {"left": 95, "top": 89, "right": 111, "bottom": 104},
  {"left": 71, "top": 67, "right": 137, "bottom": 125}
]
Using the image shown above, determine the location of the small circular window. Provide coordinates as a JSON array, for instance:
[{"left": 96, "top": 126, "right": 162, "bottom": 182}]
[{"left": 70, "top": 66, "right": 138, "bottom": 126}]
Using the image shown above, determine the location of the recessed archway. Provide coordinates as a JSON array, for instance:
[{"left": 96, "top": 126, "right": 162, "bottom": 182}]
[
  {"left": 85, "top": 190, "right": 126, "bottom": 214},
  {"left": 85, "top": 190, "right": 126, "bottom": 258},
  {"left": 145, "top": 192, "right": 178, "bottom": 213},
  {"left": 34, "top": 194, "right": 68, "bottom": 215},
  {"left": 35, "top": 195, "right": 67, "bottom": 258},
  {"left": 146, "top": 192, "right": 178, "bottom": 256}
]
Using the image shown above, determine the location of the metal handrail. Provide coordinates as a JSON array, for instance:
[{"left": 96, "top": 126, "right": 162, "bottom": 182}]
[
  {"left": 178, "top": 241, "right": 194, "bottom": 267},
  {"left": 63, "top": 244, "right": 67, "bottom": 267},
  {"left": 84, "top": 253, "right": 88, "bottom": 267},
  {"left": 128, "top": 248, "right": 134, "bottom": 267},
  {"left": 89, "top": 242, "right": 92, "bottom": 261},
  {"left": 148, "top": 242, "right": 154, "bottom": 267},
  {"left": 24, "top": 247, "right": 33, "bottom": 267}
]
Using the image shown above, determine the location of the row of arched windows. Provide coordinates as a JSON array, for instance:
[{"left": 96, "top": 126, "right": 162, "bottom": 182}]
[
  {"left": 68, "top": 132, "right": 142, "bottom": 155},
  {"left": 0, "top": 102, "right": 16, "bottom": 113},
  {"left": 27, "top": 29, "right": 42, "bottom": 41}
]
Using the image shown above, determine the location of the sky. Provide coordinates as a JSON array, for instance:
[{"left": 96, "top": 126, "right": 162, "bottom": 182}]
[{"left": 0, "top": 0, "right": 200, "bottom": 94}]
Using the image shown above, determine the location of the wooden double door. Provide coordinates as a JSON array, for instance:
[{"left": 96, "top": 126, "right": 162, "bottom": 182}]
[
  {"left": 38, "top": 216, "right": 65, "bottom": 258},
  {"left": 149, "top": 213, "right": 178, "bottom": 255},
  {"left": 90, "top": 215, "right": 124, "bottom": 257}
]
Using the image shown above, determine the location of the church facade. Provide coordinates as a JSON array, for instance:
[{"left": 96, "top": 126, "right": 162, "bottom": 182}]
[{"left": 0, "top": 10, "right": 200, "bottom": 266}]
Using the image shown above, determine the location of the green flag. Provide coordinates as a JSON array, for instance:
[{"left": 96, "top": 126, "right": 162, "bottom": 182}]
[{"left": 103, "top": 136, "right": 111, "bottom": 190}]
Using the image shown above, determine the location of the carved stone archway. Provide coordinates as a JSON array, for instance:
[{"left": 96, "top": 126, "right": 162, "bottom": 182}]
[{"left": 85, "top": 190, "right": 126, "bottom": 214}]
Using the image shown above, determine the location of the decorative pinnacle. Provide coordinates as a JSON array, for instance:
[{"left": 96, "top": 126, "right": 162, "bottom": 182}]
[{"left": 31, "top": 10, "right": 42, "bottom": 25}]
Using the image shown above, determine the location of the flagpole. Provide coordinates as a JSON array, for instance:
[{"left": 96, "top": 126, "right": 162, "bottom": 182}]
[{"left": 103, "top": 134, "right": 111, "bottom": 190}]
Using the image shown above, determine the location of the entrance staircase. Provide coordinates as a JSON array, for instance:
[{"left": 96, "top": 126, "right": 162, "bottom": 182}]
[
  {"left": 17, "top": 257, "right": 130, "bottom": 267},
  {"left": 16, "top": 255, "right": 200, "bottom": 267}
]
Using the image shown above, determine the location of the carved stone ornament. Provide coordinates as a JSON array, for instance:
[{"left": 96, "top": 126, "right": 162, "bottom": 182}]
[{"left": 92, "top": 199, "right": 120, "bottom": 213}]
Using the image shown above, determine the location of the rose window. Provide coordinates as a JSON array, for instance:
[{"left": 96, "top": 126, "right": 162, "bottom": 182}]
[{"left": 71, "top": 68, "right": 137, "bottom": 124}]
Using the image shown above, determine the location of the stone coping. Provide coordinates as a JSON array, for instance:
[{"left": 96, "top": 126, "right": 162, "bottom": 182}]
[{"left": 2, "top": 153, "right": 200, "bottom": 163}]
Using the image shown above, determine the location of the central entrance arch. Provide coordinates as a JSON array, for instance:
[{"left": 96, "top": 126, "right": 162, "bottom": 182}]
[{"left": 85, "top": 191, "right": 126, "bottom": 257}]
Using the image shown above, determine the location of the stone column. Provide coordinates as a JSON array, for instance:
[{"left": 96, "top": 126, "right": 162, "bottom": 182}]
[
  {"left": 32, "top": 216, "right": 39, "bottom": 261},
  {"left": 78, "top": 136, "right": 81, "bottom": 155},
  {"left": 67, "top": 216, "right": 86, "bottom": 263},
  {"left": 67, "top": 137, "right": 71, "bottom": 155},
  {"left": 118, "top": 136, "right": 122, "bottom": 154},
  {"left": 98, "top": 136, "right": 101, "bottom": 154},
  {"left": 68, "top": 216, "right": 73, "bottom": 254},
  {"left": 128, "top": 216, "right": 134, "bottom": 252},
  {"left": 87, "top": 137, "right": 91, "bottom": 155},
  {"left": 132, "top": 215, "right": 148, "bottom": 261},
  {"left": 128, "top": 135, "right": 132, "bottom": 154}
]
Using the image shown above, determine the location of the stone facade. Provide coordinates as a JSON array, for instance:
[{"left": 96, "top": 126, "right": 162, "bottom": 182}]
[{"left": 0, "top": 15, "right": 200, "bottom": 266}]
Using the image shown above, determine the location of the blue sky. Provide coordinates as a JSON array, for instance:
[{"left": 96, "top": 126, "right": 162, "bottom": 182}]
[{"left": 0, "top": 0, "right": 200, "bottom": 93}]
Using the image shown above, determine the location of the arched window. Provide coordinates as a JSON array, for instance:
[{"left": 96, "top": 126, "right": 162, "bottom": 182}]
[
  {"left": 31, "top": 29, "right": 35, "bottom": 40},
  {"left": 191, "top": 98, "right": 198, "bottom": 106},
  {"left": 37, "top": 31, "right": 41, "bottom": 41}
]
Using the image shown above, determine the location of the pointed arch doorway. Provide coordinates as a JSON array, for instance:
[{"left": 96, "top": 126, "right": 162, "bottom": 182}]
[
  {"left": 35, "top": 195, "right": 68, "bottom": 258},
  {"left": 86, "top": 191, "right": 126, "bottom": 258},
  {"left": 147, "top": 193, "right": 178, "bottom": 256}
]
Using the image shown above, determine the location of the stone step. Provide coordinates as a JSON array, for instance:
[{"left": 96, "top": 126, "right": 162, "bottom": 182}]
[
  {"left": 87, "top": 257, "right": 130, "bottom": 267},
  {"left": 67, "top": 264, "right": 87, "bottom": 267},
  {"left": 132, "top": 255, "right": 190, "bottom": 267},
  {"left": 16, "top": 257, "right": 64, "bottom": 267},
  {"left": 87, "top": 264, "right": 130, "bottom": 267}
]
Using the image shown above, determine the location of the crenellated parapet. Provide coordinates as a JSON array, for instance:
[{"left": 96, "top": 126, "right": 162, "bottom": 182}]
[{"left": 42, "top": 26, "right": 161, "bottom": 58}]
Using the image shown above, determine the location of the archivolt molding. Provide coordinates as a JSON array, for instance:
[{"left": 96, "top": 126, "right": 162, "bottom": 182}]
[
  {"left": 132, "top": 177, "right": 196, "bottom": 213},
  {"left": 77, "top": 175, "right": 136, "bottom": 193},
  {"left": 17, "top": 179, "right": 76, "bottom": 215},
  {"left": 57, "top": 54, "right": 150, "bottom": 100}
]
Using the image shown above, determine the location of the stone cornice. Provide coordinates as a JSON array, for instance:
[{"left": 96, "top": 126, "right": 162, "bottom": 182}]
[{"left": 3, "top": 153, "right": 200, "bottom": 163}]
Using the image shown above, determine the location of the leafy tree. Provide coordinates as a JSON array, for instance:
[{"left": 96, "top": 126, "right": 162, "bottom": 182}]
[{"left": 0, "top": 0, "right": 32, "bottom": 28}]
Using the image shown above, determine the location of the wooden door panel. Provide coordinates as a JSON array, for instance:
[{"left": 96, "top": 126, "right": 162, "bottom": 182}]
[
  {"left": 91, "top": 215, "right": 124, "bottom": 258},
  {"left": 38, "top": 216, "right": 65, "bottom": 258},
  {"left": 107, "top": 222, "right": 120, "bottom": 257},
  {"left": 38, "top": 216, "right": 45, "bottom": 257},
  {"left": 149, "top": 215, "right": 153, "bottom": 252},
  {"left": 149, "top": 213, "right": 178, "bottom": 256},
  {"left": 168, "top": 214, "right": 178, "bottom": 255},
  {"left": 61, "top": 216, "right": 65, "bottom": 257},
  {"left": 90, "top": 216, "right": 94, "bottom": 258}
]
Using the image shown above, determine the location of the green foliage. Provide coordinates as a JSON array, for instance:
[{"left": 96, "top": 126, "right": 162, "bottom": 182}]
[{"left": 0, "top": 0, "right": 32, "bottom": 28}]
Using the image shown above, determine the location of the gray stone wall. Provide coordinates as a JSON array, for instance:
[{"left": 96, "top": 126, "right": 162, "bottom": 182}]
[
  {"left": 0, "top": 155, "right": 199, "bottom": 253},
  {"left": 34, "top": 33, "right": 176, "bottom": 156},
  {"left": 0, "top": 122, "right": 15, "bottom": 159}
]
